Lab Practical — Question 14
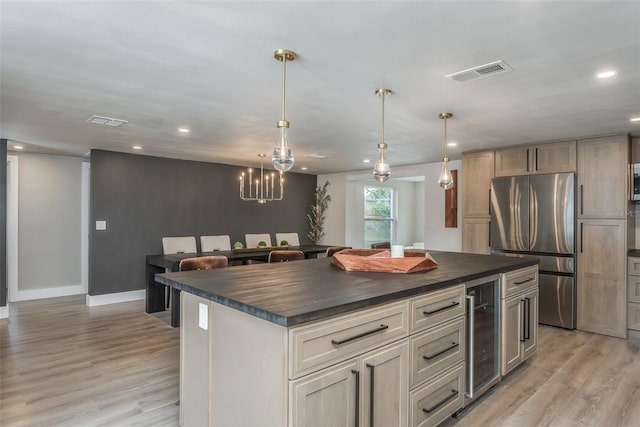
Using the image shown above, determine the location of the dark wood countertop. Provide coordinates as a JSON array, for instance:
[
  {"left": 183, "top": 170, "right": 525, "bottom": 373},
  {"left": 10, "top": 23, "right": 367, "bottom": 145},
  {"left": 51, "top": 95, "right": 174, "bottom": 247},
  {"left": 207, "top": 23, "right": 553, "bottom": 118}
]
[{"left": 155, "top": 250, "right": 538, "bottom": 327}]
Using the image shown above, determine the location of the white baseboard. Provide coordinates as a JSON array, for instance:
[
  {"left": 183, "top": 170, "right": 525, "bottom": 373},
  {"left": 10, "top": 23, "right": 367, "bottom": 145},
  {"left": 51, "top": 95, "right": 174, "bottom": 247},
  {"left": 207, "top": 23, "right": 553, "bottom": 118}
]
[
  {"left": 86, "top": 290, "right": 145, "bottom": 307},
  {"left": 0, "top": 305, "right": 8, "bottom": 319},
  {"left": 10, "top": 284, "right": 85, "bottom": 302}
]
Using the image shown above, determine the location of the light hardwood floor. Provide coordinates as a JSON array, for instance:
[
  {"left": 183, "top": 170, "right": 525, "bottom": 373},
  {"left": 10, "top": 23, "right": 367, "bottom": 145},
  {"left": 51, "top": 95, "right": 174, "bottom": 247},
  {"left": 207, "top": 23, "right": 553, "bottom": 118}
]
[{"left": 1, "top": 295, "right": 639, "bottom": 426}]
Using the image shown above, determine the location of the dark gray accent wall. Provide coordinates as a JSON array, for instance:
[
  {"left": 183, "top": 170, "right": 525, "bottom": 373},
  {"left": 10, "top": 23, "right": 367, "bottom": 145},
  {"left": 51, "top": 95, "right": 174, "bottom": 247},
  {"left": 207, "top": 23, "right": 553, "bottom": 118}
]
[
  {"left": 89, "top": 150, "right": 317, "bottom": 296},
  {"left": 1, "top": 139, "right": 6, "bottom": 307}
]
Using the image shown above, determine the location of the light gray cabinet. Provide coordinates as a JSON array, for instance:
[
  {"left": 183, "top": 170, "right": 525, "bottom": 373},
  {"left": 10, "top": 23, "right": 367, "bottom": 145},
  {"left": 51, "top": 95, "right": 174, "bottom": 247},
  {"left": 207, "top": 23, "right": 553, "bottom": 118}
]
[
  {"left": 500, "top": 266, "right": 538, "bottom": 375},
  {"left": 494, "top": 140, "right": 576, "bottom": 177}
]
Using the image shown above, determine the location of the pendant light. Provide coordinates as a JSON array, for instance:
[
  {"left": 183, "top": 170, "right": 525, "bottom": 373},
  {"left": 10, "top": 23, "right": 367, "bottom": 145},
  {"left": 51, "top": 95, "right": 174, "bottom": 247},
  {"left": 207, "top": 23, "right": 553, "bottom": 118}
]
[
  {"left": 373, "top": 88, "right": 392, "bottom": 182},
  {"left": 272, "top": 49, "right": 296, "bottom": 172},
  {"left": 437, "top": 112, "right": 454, "bottom": 190},
  {"left": 239, "top": 154, "right": 284, "bottom": 203}
]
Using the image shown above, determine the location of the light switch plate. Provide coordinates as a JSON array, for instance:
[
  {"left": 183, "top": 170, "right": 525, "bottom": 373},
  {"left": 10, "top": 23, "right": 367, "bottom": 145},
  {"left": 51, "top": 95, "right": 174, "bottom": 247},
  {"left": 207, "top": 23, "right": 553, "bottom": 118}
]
[
  {"left": 95, "top": 220, "right": 107, "bottom": 231},
  {"left": 198, "top": 303, "right": 208, "bottom": 330}
]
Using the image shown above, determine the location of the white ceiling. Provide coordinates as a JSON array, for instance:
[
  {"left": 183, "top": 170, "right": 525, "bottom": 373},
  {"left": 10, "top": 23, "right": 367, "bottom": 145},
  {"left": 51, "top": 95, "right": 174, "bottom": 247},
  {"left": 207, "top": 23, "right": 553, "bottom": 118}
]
[{"left": 1, "top": 1, "right": 639, "bottom": 174}]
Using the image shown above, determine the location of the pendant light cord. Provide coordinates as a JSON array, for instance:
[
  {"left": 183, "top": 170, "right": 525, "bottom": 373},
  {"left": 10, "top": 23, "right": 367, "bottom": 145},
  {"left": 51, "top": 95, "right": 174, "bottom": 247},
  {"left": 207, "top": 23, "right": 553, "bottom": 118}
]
[{"left": 443, "top": 116, "right": 448, "bottom": 159}]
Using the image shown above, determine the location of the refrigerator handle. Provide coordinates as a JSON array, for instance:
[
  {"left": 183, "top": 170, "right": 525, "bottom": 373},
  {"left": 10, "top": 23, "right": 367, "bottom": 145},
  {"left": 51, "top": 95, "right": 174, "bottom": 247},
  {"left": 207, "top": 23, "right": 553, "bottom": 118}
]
[
  {"left": 465, "top": 294, "right": 475, "bottom": 399},
  {"left": 580, "top": 222, "right": 584, "bottom": 253}
]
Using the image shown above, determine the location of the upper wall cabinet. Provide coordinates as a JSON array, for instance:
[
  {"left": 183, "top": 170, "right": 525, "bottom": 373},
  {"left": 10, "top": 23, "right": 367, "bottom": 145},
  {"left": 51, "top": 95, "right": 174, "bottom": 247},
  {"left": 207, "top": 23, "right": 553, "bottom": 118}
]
[
  {"left": 462, "top": 150, "right": 494, "bottom": 217},
  {"left": 577, "top": 135, "right": 629, "bottom": 219},
  {"left": 495, "top": 140, "right": 576, "bottom": 177}
]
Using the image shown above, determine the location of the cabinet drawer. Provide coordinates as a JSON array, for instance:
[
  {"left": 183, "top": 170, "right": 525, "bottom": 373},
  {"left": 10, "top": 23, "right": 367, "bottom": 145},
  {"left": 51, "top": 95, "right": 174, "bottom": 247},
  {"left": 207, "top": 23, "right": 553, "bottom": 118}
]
[
  {"left": 409, "top": 364, "right": 464, "bottom": 427},
  {"left": 628, "top": 302, "right": 640, "bottom": 330},
  {"left": 289, "top": 301, "right": 409, "bottom": 379},
  {"left": 410, "top": 317, "right": 465, "bottom": 389},
  {"left": 410, "top": 285, "right": 465, "bottom": 333},
  {"left": 628, "top": 274, "right": 640, "bottom": 303},
  {"left": 629, "top": 257, "right": 640, "bottom": 276},
  {"left": 501, "top": 266, "right": 538, "bottom": 298}
]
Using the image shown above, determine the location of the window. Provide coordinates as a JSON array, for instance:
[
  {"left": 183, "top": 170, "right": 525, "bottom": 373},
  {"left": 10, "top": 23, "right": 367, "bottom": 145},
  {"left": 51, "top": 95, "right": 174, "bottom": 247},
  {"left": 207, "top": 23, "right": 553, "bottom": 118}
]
[{"left": 364, "top": 187, "right": 394, "bottom": 248}]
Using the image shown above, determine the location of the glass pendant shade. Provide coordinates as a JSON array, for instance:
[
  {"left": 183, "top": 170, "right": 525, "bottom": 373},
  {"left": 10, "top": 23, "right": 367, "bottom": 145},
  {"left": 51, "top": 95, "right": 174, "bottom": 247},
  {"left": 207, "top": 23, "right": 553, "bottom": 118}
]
[
  {"left": 373, "top": 143, "right": 391, "bottom": 182},
  {"left": 272, "top": 126, "right": 294, "bottom": 172},
  {"left": 272, "top": 49, "right": 296, "bottom": 172},
  {"left": 437, "top": 112, "right": 454, "bottom": 190},
  {"left": 438, "top": 158, "right": 454, "bottom": 189},
  {"left": 372, "top": 88, "right": 392, "bottom": 182}
]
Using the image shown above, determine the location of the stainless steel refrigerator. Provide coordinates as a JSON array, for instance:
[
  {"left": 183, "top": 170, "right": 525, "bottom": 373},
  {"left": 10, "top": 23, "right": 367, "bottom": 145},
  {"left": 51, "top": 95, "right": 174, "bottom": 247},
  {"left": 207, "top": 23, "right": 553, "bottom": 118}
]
[{"left": 490, "top": 173, "right": 576, "bottom": 329}]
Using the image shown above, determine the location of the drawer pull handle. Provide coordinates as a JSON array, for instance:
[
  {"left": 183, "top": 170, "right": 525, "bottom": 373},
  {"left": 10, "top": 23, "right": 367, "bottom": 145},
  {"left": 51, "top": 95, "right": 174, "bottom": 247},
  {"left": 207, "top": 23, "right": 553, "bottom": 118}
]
[
  {"left": 422, "top": 389, "right": 458, "bottom": 414},
  {"left": 423, "top": 342, "right": 459, "bottom": 361},
  {"left": 514, "top": 277, "right": 534, "bottom": 285},
  {"left": 331, "top": 324, "right": 389, "bottom": 346},
  {"left": 423, "top": 301, "right": 460, "bottom": 316}
]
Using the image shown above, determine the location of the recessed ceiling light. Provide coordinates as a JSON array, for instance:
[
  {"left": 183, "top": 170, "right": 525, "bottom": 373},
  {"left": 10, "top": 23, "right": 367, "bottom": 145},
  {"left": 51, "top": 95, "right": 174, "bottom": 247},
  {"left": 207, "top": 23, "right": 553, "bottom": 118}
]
[
  {"left": 178, "top": 127, "right": 190, "bottom": 133},
  {"left": 13, "top": 144, "right": 24, "bottom": 150},
  {"left": 447, "top": 142, "right": 457, "bottom": 147},
  {"left": 631, "top": 117, "right": 640, "bottom": 122},
  {"left": 363, "top": 159, "right": 371, "bottom": 163},
  {"left": 133, "top": 145, "right": 142, "bottom": 150},
  {"left": 597, "top": 70, "right": 617, "bottom": 79},
  {"left": 300, "top": 167, "right": 308, "bottom": 171},
  {"left": 303, "top": 153, "right": 327, "bottom": 159}
]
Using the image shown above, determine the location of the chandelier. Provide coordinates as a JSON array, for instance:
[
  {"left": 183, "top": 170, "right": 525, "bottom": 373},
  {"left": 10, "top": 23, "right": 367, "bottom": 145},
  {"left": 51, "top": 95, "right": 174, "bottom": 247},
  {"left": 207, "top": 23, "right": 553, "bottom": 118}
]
[
  {"left": 372, "top": 88, "right": 392, "bottom": 182},
  {"left": 240, "top": 154, "right": 284, "bottom": 204}
]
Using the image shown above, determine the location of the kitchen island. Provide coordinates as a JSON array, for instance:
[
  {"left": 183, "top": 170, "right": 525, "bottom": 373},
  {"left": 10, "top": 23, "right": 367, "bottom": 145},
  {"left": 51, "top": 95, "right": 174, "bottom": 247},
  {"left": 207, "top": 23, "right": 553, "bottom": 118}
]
[{"left": 156, "top": 250, "right": 538, "bottom": 427}]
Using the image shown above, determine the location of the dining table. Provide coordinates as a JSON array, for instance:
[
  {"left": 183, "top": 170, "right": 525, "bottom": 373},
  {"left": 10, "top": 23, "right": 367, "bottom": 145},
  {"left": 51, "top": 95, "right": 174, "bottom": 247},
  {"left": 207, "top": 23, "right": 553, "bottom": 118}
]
[{"left": 146, "top": 244, "right": 335, "bottom": 327}]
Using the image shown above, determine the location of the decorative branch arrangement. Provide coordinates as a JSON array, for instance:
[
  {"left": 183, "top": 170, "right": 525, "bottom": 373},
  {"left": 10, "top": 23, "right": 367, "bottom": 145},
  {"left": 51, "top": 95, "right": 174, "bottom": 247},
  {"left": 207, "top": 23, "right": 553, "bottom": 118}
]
[{"left": 307, "top": 181, "right": 331, "bottom": 244}]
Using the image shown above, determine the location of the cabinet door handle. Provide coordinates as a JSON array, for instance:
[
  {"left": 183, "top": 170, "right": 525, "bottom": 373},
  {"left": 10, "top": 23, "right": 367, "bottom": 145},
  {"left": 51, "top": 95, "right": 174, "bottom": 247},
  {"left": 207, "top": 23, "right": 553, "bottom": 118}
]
[
  {"left": 535, "top": 148, "right": 539, "bottom": 171},
  {"left": 580, "top": 222, "right": 584, "bottom": 253},
  {"left": 331, "top": 324, "right": 389, "bottom": 346},
  {"left": 351, "top": 369, "right": 360, "bottom": 427},
  {"left": 520, "top": 299, "right": 526, "bottom": 343},
  {"left": 366, "top": 363, "right": 375, "bottom": 427},
  {"left": 465, "top": 294, "right": 475, "bottom": 399},
  {"left": 524, "top": 298, "right": 531, "bottom": 341},
  {"left": 488, "top": 189, "right": 492, "bottom": 216},
  {"left": 580, "top": 184, "right": 584, "bottom": 216},
  {"left": 422, "top": 389, "right": 458, "bottom": 414},
  {"left": 514, "top": 277, "right": 534, "bottom": 285},
  {"left": 423, "top": 301, "right": 460, "bottom": 315},
  {"left": 526, "top": 148, "right": 530, "bottom": 172},
  {"left": 423, "top": 342, "right": 459, "bottom": 360}
]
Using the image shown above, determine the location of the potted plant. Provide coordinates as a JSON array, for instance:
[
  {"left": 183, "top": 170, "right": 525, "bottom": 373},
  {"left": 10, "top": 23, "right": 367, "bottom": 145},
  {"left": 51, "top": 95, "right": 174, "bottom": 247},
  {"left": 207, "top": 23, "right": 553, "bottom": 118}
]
[
  {"left": 280, "top": 240, "right": 289, "bottom": 246},
  {"left": 258, "top": 241, "right": 267, "bottom": 248},
  {"left": 233, "top": 241, "right": 244, "bottom": 249},
  {"left": 307, "top": 181, "right": 331, "bottom": 244}
]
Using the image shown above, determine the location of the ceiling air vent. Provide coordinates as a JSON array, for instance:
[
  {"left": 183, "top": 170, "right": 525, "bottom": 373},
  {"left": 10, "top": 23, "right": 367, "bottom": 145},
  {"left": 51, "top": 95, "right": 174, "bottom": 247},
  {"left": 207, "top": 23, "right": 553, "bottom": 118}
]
[
  {"left": 87, "top": 115, "right": 128, "bottom": 127},
  {"left": 445, "top": 60, "right": 513, "bottom": 83}
]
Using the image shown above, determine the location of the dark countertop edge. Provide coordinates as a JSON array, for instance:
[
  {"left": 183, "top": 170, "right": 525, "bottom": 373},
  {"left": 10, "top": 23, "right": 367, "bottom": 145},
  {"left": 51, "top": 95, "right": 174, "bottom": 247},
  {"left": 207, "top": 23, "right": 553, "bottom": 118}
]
[
  {"left": 155, "top": 257, "right": 538, "bottom": 328},
  {"left": 629, "top": 249, "right": 640, "bottom": 257}
]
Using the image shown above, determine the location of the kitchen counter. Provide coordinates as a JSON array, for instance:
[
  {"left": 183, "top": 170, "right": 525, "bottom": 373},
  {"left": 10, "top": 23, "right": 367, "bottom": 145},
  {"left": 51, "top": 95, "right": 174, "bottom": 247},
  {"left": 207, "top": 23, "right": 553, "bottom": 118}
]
[{"left": 155, "top": 250, "right": 538, "bottom": 327}]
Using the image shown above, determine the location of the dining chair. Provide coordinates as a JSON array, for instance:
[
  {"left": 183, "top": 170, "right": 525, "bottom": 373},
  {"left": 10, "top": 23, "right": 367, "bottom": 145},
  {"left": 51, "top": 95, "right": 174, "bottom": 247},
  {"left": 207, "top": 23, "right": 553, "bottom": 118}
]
[
  {"left": 179, "top": 255, "right": 229, "bottom": 271},
  {"left": 162, "top": 236, "right": 198, "bottom": 308},
  {"left": 268, "top": 250, "right": 304, "bottom": 263},
  {"left": 200, "top": 235, "right": 231, "bottom": 252},
  {"left": 162, "top": 236, "right": 197, "bottom": 254},
  {"left": 370, "top": 241, "right": 391, "bottom": 249},
  {"left": 245, "top": 233, "right": 273, "bottom": 248},
  {"left": 275, "top": 232, "right": 300, "bottom": 246},
  {"left": 326, "top": 246, "right": 352, "bottom": 257}
]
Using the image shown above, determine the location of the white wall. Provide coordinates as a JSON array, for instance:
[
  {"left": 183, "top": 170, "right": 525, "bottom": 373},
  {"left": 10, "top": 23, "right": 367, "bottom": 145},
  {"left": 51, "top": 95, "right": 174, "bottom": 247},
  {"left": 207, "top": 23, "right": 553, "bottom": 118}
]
[
  {"left": 318, "top": 160, "right": 462, "bottom": 251},
  {"left": 13, "top": 152, "right": 88, "bottom": 300}
]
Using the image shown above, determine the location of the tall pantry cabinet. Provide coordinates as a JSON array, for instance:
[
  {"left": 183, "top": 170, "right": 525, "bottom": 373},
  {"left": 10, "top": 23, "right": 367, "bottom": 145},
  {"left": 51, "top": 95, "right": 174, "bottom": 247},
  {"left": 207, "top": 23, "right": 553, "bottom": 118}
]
[
  {"left": 461, "top": 151, "right": 494, "bottom": 254},
  {"left": 577, "top": 135, "right": 633, "bottom": 338}
]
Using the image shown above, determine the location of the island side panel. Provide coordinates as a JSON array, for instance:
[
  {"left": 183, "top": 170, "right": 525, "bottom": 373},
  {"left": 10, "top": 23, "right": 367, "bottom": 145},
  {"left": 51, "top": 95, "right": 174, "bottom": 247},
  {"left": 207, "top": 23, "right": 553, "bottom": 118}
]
[{"left": 210, "top": 301, "right": 289, "bottom": 426}]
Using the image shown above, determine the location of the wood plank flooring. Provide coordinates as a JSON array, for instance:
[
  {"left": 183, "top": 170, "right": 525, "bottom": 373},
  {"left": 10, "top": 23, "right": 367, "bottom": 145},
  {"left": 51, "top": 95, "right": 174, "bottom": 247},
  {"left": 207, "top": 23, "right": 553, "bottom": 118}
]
[
  {"left": 0, "top": 296, "right": 179, "bottom": 426},
  {"left": 1, "top": 295, "right": 639, "bottom": 426}
]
